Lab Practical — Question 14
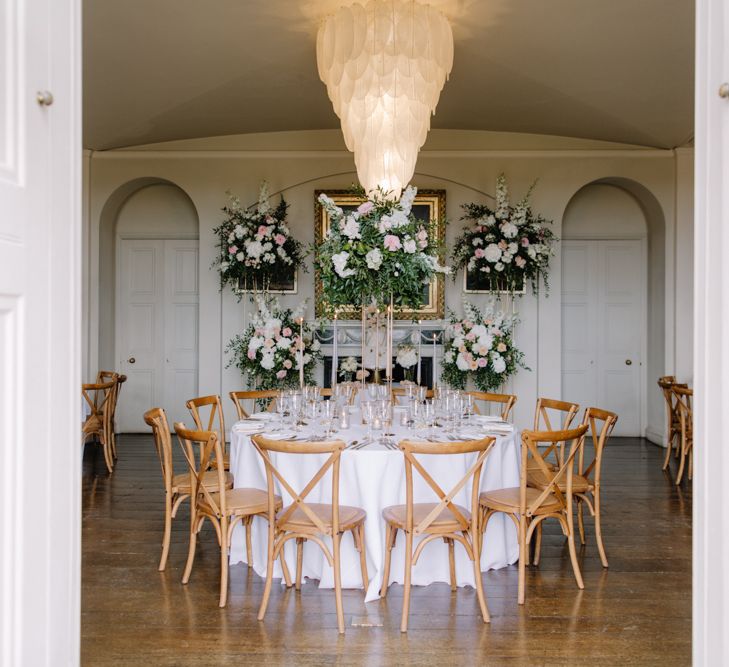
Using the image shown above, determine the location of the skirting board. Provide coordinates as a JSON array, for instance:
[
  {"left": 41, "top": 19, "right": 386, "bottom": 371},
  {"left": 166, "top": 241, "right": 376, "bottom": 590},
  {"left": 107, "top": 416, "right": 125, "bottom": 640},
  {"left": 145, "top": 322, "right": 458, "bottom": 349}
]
[{"left": 645, "top": 426, "right": 666, "bottom": 447}]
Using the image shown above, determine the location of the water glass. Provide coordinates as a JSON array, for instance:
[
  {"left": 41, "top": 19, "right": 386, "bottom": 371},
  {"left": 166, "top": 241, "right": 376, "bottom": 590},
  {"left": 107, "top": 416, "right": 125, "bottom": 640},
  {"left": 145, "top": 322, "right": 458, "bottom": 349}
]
[{"left": 361, "top": 401, "right": 375, "bottom": 443}]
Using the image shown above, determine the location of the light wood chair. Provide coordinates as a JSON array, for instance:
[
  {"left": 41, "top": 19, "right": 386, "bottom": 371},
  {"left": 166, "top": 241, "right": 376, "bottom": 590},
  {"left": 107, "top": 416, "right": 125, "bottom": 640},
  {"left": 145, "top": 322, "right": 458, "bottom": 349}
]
[
  {"left": 657, "top": 376, "right": 685, "bottom": 470},
  {"left": 380, "top": 436, "right": 496, "bottom": 632},
  {"left": 186, "top": 394, "right": 228, "bottom": 470},
  {"left": 391, "top": 387, "right": 434, "bottom": 405},
  {"left": 528, "top": 407, "right": 618, "bottom": 568},
  {"left": 96, "top": 371, "right": 121, "bottom": 458},
  {"left": 467, "top": 391, "right": 517, "bottom": 420},
  {"left": 480, "top": 424, "right": 589, "bottom": 604},
  {"left": 672, "top": 386, "right": 693, "bottom": 485},
  {"left": 229, "top": 390, "right": 279, "bottom": 420},
  {"left": 82, "top": 381, "right": 116, "bottom": 473},
  {"left": 175, "top": 423, "right": 285, "bottom": 607},
  {"left": 251, "top": 434, "right": 368, "bottom": 634},
  {"left": 144, "top": 407, "right": 233, "bottom": 571}
]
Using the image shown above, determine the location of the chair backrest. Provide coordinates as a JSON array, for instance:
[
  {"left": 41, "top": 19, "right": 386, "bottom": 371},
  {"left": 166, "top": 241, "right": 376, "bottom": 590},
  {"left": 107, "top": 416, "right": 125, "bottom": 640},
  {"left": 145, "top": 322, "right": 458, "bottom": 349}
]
[
  {"left": 187, "top": 394, "right": 226, "bottom": 446},
  {"left": 391, "top": 387, "right": 434, "bottom": 405},
  {"left": 175, "top": 423, "right": 228, "bottom": 516},
  {"left": 229, "top": 390, "right": 279, "bottom": 420},
  {"left": 143, "top": 407, "right": 174, "bottom": 492},
  {"left": 578, "top": 407, "right": 618, "bottom": 486},
  {"left": 82, "top": 381, "right": 115, "bottom": 434},
  {"left": 533, "top": 397, "right": 580, "bottom": 431},
  {"left": 468, "top": 391, "right": 517, "bottom": 420},
  {"left": 657, "top": 376, "right": 685, "bottom": 432},
  {"left": 398, "top": 437, "right": 496, "bottom": 534},
  {"left": 96, "top": 370, "right": 120, "bottom": 427},
  {"left": 520, "top": 425, "right": 589, "bottom": 514},
  {"left": 252, "top": 434, "right": 345, "bottom": 536},
  {"left": 672, "top": 386, "right": 693, "bottom": 438}
]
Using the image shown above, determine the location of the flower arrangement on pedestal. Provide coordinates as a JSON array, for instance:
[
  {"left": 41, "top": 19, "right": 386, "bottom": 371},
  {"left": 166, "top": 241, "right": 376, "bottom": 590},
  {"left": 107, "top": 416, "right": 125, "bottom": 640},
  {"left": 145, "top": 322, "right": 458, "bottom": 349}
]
[
  {"left": 226, "top": 297, "right": 321, "bottom": 391},
  {"left": 315, "top": 185, "right": 449, "bottom": 311},
  {"left": 338, "top": 356, "right": 359, "bottom": 382},
  {"left": 213, "top": 182, "right": 305, "bottom": 295},
  {"left": 441, "top": 302, "right": 526, "bottom": 391},
  {"left": 452, "top": 174, "right": 556, "bottom": 294},
  {"left": 396, "top": 344, "right": 418, "bottom": 381}
]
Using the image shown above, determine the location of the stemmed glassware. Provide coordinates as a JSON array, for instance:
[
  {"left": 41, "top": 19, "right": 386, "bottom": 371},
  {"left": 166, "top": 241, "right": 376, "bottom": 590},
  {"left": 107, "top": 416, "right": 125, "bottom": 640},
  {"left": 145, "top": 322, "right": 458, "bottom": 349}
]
[
  {"left": 319, "top": 400, "right": 335, "bottom": 440},
  {"left": 361, "top": 401, "right": 375, "bottom": 444}
]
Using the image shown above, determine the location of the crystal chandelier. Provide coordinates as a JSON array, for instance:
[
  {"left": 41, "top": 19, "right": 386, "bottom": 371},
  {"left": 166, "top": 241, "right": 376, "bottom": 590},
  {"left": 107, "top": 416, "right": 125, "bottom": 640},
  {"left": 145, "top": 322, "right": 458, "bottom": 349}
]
[{"left": 317, "top": 0, "right": 454, "bottom": 198}]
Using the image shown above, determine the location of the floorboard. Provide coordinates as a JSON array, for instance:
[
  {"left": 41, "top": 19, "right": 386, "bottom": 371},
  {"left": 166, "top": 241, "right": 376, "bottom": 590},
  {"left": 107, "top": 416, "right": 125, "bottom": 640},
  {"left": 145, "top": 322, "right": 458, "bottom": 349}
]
[{"left": 81, "top": 435, "right": 691, "bottom": 666}]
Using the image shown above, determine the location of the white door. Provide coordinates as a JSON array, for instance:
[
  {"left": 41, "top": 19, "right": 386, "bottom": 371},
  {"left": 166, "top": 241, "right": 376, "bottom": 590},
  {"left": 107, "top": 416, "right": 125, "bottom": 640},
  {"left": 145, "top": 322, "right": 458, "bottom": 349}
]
[
  {"left": 117, "top": 239, "right": 199, "bottom": 431},
  {"left": 0, "top": 0, "right": 81, "bottom": 662},
  {"left": 561, "top": 240, "right": 644, "bottom": 436}
]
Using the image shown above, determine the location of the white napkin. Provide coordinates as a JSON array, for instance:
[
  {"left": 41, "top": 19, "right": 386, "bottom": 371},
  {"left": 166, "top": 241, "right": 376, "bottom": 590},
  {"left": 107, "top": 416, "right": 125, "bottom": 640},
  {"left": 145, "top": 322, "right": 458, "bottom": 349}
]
[
  {"left": 248, "top": 412, "right": 276, "bottom": 421},
  {"left": 472, "top": 415, "right": 506, "bottom": 424},
  {"left": 233, "top": 421, "right": 266, "bottom": 434},
  {"left": 261, "top": 430, "right": 296, "bottom": 440}
]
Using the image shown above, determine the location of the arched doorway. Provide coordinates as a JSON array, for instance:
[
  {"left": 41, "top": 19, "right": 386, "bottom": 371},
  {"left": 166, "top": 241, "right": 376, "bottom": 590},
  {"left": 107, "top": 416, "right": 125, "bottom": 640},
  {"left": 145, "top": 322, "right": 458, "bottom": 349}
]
[
  {"left": 98, "top": 179, "right": 200, "bottom": 431},
  {"left": 561, "top": 180, "right": 664, "bottom": 437}
]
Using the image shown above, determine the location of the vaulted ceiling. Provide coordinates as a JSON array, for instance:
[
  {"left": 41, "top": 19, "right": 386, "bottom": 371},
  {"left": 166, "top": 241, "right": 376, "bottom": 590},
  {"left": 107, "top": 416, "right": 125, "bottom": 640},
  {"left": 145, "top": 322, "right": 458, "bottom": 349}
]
[{"left": 83, "top": 0, "right": 694, "bottom": 150}]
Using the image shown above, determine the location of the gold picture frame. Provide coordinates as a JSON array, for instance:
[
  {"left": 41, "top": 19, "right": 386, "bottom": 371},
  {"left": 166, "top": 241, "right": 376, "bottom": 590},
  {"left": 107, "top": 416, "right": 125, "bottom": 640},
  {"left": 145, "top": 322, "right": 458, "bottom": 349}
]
[{"left": 314, "top": 189, "right": 446, "bottom": 320}]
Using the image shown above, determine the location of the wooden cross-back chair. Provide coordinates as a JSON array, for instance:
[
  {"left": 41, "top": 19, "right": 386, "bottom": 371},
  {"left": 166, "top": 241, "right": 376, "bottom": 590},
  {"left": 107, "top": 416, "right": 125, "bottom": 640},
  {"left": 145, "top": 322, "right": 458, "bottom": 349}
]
[
  {"left": 391, "top": 387, "right": 434, "bottom": 405},
  {"left": 82, "top": 381, "right": 116, "bottom": 473},
  {"left": 251, "top": 434, "right": 368, "bottom": 635},
  {"left": 380, "top": 436, "right": 496, "bottom": 632},
  {"left": 143, "top": 408, "right": 233, "bottom": 571},
  {"left": 657, "top": 376, "right": 687, "bottom": 471},
  {"left": 96, "top": 371, "right": 122, "bottom": 459},
  {"left": 480, "top": 424, "right": 589, "bottom": 604},
  {"left": 672, "top": 386, "right": 693, "bottom": 485},
  {"left": 186, "top": 395, "right": 228, "bottom": 470},
  {"left": 467, "top": 391, "right": 517, "bottom": 421},
  {"left": 532, "top": 397, "right": 580, "bottom": 467},
  {"left": 229, "top": 390, "right": 279, "bottom": 420},
  {"left": 527, "top": 407, "right": 618, "bottom": 568},
  {"left": 175, "top": 424, "right": 284, "bottom": 608}
]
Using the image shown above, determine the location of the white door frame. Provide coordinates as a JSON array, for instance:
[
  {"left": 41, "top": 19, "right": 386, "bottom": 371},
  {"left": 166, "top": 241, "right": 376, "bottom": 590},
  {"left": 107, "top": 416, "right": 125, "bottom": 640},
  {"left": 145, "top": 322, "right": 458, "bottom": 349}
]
[
  {"left": 561, "top": 236, "right": 648, "bottom": 437},
  {"left": 694, "top": 0, "right": 729, "bottom": 662}
]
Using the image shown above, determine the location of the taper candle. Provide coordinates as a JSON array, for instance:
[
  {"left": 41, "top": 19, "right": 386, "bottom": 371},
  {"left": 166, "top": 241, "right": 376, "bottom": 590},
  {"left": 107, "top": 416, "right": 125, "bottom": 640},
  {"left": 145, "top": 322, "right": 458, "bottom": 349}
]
[
  {"left": 416, "top": 319, "right": 422, "bottom": 385},
  {"left": 331, "top": 312, "right": 338, "bottom": 389},
  {"left": 299, "top": 317, "right": 305, "bottom": 388},
  {"left": 375, "top": 308, "right": 380, "bottom": 378},
  {"left": 432, "top": 332, "right": 437, "bottom": 389}
]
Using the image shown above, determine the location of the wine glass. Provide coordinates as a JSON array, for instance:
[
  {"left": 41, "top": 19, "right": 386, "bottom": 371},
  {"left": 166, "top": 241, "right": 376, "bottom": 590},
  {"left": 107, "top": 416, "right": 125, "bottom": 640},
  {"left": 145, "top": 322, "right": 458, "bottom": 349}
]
[
  {"left": 319, "top": 400, "right": 334, "bottom": 440},
  {"left": 361, "top": 401, "right": 375, "bottom": 444},
  {"left": 422, "top": 399, "right": 436, "bottom": 439}
]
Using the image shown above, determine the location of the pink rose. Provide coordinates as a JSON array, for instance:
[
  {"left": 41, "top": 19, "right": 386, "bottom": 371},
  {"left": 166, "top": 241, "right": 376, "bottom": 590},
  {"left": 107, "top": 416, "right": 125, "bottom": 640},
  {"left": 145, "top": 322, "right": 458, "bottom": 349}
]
[
  {"left": 276, "top": 370, "right": 287, "bottom": 379},
  {"left": 521, "top": 237, "right": 530, "bottom": 247},
  {"left": 515, "top": 256, "right": 526, "bottom": 268},
  {"left": 247, "top": 350, "right": 256, "bottom": 360},
  {"left": 283, "top": 359, "right": 292, "bottom": 369},
  {"left": 383, "top": 234, "right": 402, "bottom": 252},
  {"left": 453, "top": 323, "right": 463, "bottom": 333},
  {"left": 474, "top": 248, "right": 485, "bottom": 259},
  {"left": 357, "top": 201, "right": 374, "bottom": 215},
  {"left": 282, "top": 327, "right": 292, "bottom": 337},
  {"left": 257, "top": 225, "right": 268, "bottom": 237},
  {"left": 463, "top": 320, "right": 473, "bottom": 329},
  {"left": 229, "top": 246, "right": 238, "bottom": 255},
  {"left": 477, "top": 357, "right": 488, "bottom": 368},
  {"left": 274, "top": 234, "right": 286, "bottom": 246},
  {"left": 465, "top": 332, "right": 476, "bottom": 341}
]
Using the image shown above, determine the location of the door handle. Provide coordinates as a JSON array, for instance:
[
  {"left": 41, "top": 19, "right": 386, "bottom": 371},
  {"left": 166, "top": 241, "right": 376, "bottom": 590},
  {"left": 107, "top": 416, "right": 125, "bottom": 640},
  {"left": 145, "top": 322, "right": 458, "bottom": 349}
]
[
  {"left": 625, "top": 359, "right": 632, "bottom": 366},
  {"left": 128, "top": 357, "right": 136, "bottom": 364}
]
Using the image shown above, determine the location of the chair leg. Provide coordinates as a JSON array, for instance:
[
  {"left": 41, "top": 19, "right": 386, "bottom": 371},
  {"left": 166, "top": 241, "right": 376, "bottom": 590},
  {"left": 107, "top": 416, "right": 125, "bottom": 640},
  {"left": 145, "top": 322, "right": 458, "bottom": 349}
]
[
  {"left": 676, "top": 444, "right": 687, "bottom": 485},
  {"left": 332, "top": 533, "right": 345, "bottom": 635},
  {"left": 355, "top": 525, "right": 369, "bottom": 590},
  {"left": 471, "top": 530, "right": 490, "bottom": 623},
  {"left": 101, "top": 436, "right": 114, "bottom": 474},
  {"left": 688, "top": 448, "right": 693, "bottom": 481},
  {"left": 219, "top": 518, "right": 229, "bottom": 608},
  {"left": 295, "top": 537, "right": 304, "bottom": 591},
  {"left": 593, "top": 488, "right": 608, "bottom": 568},
  {"left": 447, "top": 538, "right": 457, "bottom": 592},
  {"left": 532, "top": 521, "right": 542, "bottom": 567},
  {"left": 380, "top": 523, "right": 395, "bottom": 598},
  {"left": 245, "top": 517, "right": 253, "bottom": 567},
  {"left": 279, "top": 533, "right": 293, "bottom": 588},
  {"left": 577, "top": 500, "right": 586, "bottom": 545},
  {"left": 518, "top": 516, "right": 527, "bottom": 605},
  {"left": 662, "top": 433, "right": 673, "bottom": 470},
  {"left": 159, "top": 493, "right": 173, "bottom": 571},
  {"left": 400, "top": 531, "right": 413, "bottom": 633},
  {"left": 565, "top": 505, "right": 584, "bottom": 590},
  {"left": 258, "top": 527, "right": 276, "bottom": 621},
  {"left": 181, "top": 505, "right": 197, "bottom": 585}
]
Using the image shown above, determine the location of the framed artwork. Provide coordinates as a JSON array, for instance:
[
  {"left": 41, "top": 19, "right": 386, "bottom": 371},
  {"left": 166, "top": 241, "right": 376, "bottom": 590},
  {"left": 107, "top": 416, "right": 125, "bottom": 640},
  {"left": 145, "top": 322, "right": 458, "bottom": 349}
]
[
  {"left": 235, "top": 269, "right": 298, "bottom": 295},
  {"left": 314, "top": 189, "right": 446, "bottom": 320},
  {"left": 462, "top": 271, "right": 526, "bottom": 294}
]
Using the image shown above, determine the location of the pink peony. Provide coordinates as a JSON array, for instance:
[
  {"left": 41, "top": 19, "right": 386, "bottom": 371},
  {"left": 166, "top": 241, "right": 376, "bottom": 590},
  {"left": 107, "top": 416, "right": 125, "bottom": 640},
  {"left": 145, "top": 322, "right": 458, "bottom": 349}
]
[
  {"left": 229, "top": 246, "right": 238, "bottom": 255},
  {"left": 465, "top": 332, "right": 476, "bottom": 341},
  {"left": 282, "top": 327, "right": 292, "bottom": 337},
  {"left": 474, "top": 248, "right": 485, "bottom": 259},
  {"left": 357, "top": 201, "right": 374, "bottom": 215},
  {"left": 521, "top": 237, "right": 530, "bottom": 247},
  {"left": 383, "top": 234, "right": 402, "bottom": 252},
  {"left": 274, "top": 234, "right": 286, "bottom": 246},
  {"left": 247, "top": 349, "right": 256, "bottom": 360},
  {"left": 477, "top": 357, "right": 488, "bottom": 368},
  {"left": 276, "top": 370, "right": 287, "bottom": 379},
  {"left": 257, "top": 225, "right": 269, "bottom": 237}
]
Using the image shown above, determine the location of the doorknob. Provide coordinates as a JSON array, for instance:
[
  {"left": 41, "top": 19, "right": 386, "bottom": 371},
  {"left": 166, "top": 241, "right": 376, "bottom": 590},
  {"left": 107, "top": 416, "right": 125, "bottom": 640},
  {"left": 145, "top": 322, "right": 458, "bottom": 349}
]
[
  {"left": 36, "top": 90, "right": 54, "bottom": 106},
  {"left": 128, "top": 357, "right": 136, "bottom": 364},
  {"left": 625, "top": 359, "right": 632, "bottom": 366}
]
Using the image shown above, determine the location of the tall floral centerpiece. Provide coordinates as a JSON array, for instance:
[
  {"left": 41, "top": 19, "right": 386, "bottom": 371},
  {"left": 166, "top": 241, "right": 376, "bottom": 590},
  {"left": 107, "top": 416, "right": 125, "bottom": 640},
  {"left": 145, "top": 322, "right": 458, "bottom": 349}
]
[
  {"left": 213, "top": 182, "right": 305, "bottom": 296},
  {"left": 396, "top": 344, "right": 418, "bottom": 382},
  {"left": 441, "top": 302, "right": 525, "bottom": 391},
  {"left": 452, "top": 174, "right": 556, "bottom": 294},
  {"left": 315, "top": 185, "right": 449, "bottom": 312},
  {"left": 226, "top": 297, "right": 321, "bottom": 391}
]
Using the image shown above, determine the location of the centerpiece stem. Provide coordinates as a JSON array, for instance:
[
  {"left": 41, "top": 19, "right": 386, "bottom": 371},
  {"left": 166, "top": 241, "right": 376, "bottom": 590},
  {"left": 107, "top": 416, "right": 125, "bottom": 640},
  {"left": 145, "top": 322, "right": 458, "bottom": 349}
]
[
  {"left": 416, "top": 319, "right": 422, "bottom": 385},
  {"left": 331, "top": 312, "right": 338, "bottom": 389},
  {"left": 361, "top": 305, "right": 366, "bottom": 390},
  {"left": 299, "top": 317, "right": 304, "bottom": 389}
]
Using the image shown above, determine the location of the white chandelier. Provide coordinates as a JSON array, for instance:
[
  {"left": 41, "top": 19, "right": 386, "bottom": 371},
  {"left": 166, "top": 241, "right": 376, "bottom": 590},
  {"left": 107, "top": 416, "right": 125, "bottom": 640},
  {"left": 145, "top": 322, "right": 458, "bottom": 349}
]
[{"left": 317, "top": 0, "right": 454, "bottom": 198}]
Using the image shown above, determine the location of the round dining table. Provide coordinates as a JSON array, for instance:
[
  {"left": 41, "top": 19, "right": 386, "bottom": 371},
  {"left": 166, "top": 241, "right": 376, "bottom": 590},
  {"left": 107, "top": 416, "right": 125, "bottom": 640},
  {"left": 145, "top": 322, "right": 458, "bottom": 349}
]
[{"left": 229, "top": 409, "right": 520, "bottom": 603}]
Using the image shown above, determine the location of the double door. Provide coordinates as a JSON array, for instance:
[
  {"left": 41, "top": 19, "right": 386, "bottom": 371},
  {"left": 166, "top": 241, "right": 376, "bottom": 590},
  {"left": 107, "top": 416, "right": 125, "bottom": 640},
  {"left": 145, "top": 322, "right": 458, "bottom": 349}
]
[{"left": 116, "top": 239, "right": 199, "bottom": 431}]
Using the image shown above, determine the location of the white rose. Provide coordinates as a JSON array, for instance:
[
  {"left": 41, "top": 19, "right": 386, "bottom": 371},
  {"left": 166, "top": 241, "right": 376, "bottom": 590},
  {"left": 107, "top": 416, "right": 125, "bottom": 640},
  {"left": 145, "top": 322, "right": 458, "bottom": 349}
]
[
  {"left": 502, "top": 222, "right": 518, "bottom": 238},
  {"left": 492, "top": 354, "right": 507, "bottom": 374},
  {"left": 246, "top": 240, "right": 264, "bottom": 259},
  {"left": 341, "top": 215, "right": 361, "bottom": 240},
  {"left": 456, "top": 353, "right": 470, "bottom": 371},
  {"left": 478, "top": 334, "right": 494, "bottom": 351},
  {"left": 365, "top": 248, "right": 383, "bottom": 270},
  {"left": 403, "top": 239, "right": 417, "bottom": 254},
  {"left": 332, "top": 251, "right": 356, "bottom": 278},
  {"left": 470, "top": 324, "right": 487, "bottom": 338},
  {"left": 484, "top": 243, "right": 502, "bottom": 263},
  {"left": 444, "top": 350, "right": 455, "bottom": 363},
  {"left": 236, "top": 252, "right": 245, "bottom": 262},
  {"left": 248, "top": 336, "right": 264, "bottom": 351},
  {"left": 260, "top": 353, "right": 275, "bottom": 370},
  {"left": 508, "top": 242, "right": 518, "bottom": 254},
  {"left": 276, "top": 337, "right": 292, "bottom": 350}
]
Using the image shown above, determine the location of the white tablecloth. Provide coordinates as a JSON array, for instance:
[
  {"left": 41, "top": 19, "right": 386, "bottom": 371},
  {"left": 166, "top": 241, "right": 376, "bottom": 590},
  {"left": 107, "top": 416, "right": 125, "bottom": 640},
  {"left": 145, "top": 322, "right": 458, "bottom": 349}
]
[{"left": 229, "top": 413, "right": 520, "bottom": 603}]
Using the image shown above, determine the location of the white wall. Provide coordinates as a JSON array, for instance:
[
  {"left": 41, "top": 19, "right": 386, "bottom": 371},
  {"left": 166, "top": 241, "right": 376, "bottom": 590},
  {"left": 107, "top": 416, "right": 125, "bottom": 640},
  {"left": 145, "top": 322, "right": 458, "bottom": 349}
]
[{"left": 83, "top": 129, "right": 693, "bottom": 440}]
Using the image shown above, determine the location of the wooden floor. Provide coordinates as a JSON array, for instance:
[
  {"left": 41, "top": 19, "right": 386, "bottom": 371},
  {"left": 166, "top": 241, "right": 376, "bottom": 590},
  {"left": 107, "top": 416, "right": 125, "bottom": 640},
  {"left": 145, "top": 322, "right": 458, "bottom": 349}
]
[{"left": 81, "top": 435, "right": 692, "bottom": 666}]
